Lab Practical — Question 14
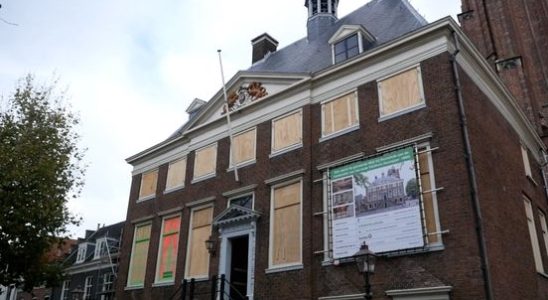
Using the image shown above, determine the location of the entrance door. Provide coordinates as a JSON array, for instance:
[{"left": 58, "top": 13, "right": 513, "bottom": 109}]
[{"left": 229, "top": 236, "right": 249, "bottom": 300}]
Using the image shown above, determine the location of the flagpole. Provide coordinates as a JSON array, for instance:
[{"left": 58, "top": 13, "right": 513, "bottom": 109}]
[{"left": 217, "top": 49, "right": 239, "bottom": 182}]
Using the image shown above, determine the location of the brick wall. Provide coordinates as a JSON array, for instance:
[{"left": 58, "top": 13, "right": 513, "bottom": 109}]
[
  {"left": 116, "top": 51, "right": 548, "bottom": 299},
  {"left": 460, "top": 0, "right": 548, "bottom": 142}
]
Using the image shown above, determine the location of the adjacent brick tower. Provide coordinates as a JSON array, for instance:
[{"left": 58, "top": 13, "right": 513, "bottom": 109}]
[{"left": 459, "top": 0, "right": 548, "bottom": 143}]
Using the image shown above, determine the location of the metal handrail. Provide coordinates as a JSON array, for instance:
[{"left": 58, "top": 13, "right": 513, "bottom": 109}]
[{"left": 177, "top": 274, "right": 248, "bottom": 300}]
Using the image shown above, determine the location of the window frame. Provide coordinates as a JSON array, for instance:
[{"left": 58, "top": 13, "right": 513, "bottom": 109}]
[
  {"left": 227, "top": 192, "right": 255, "bottom": 210},
  {"left": 138, "top": 169, "right": 158, "bottom": 202},
  {"left": 229, "top": 127, "right": 257, "bottom": 168},
  {"left": 268, "top": 179, "right": 303, "bottom": 271},
  {"left": 165, "top": 157, "right": 187, "bottom": 193},
  {"left": 76, "top": 243, "right": 89, "bottom": 264},
  {"left": 94, "top": 238, "right": 107, "bottom": 260},
  {"left": 83, "top": 276, "right": 93, "bottom": 300},
  {"left": 539, "top": 210, "right": 548, "bottom": 259},
  {"left": 333, "top": 33, "right": 361, "bottom": 64},
  {"left": 126, "top": 222, "right": 152, "bottom": 288},
  {"left": 60, "top": 280, "right": 70, "bottom": 300},
  {"left": 521, "top": 144, "right": 533, "bottom": 178},
  {"left": 270, "top": 109, "right": 303, "bottom": 156},
  {"left": 320, "top": 91, "right": 360, "bottom": 141},
  {"left": 192, "top": 143, "right": 218, "bottom": 183},
  {"left": 155, "top": 214, "right": 182, "bottom": 284},
  {"left": 524, "top": 197, "right": 544, "bottom": 273},
  {"left": 184, "top": 205, "right": 214, "bottom": 279},
  {"left": 377, "top": 65, "right": 426, "bottom": 121},
  {"left": 417, "top": 144, "right": 443, "bottom": 247}
]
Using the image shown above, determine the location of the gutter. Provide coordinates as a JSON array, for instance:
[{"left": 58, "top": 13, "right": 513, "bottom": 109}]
[{"left": 450, "top": 31, "right": 494, "bottom": 300}]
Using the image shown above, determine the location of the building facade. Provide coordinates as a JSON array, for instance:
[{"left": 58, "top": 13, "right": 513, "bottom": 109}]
[
  {"left": 116, "top": 0, "right": 548, "bottom": 299},
  {"left": 51, "top": 222, "right": 123, "bottom": 300},
  {"left": 459, "top": 0, "right": 548, "bottom": 144}
]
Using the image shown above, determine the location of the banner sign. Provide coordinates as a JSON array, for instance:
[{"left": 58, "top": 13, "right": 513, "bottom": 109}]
[{"left": 329, "top": 147, "right": 424, "bottom": 258}]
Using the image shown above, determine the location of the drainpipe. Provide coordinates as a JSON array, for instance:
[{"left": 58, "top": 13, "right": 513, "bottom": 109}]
[{"left": 450, "top": 31, "right": 494, "bottom": 300}]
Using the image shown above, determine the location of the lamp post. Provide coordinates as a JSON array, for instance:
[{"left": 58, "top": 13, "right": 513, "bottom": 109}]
[
  {"left": 353, "top": 242, "right": 377, "bottom": 300},
  {"left": 205, "top": 235, "right": 216, "bottom": 256}
]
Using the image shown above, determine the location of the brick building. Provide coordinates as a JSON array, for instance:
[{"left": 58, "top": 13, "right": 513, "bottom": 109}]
[
  {"left": 116, "top": 0, "right": 548, "bottom": 299},
  {"left": 51, "top": 222, "right": 123, "bottom": 300},
  {"left": 459, "top": 0, "right": 548, "bottom": 144}
]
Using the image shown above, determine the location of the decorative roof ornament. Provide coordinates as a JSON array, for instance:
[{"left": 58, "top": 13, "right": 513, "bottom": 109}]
[{"left": 222, "top": 81, "right": 268, "bottom": 114}]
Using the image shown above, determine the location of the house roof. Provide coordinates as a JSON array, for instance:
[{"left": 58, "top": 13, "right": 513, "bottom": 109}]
[
  {"left": 65, "top": 221, "right": 125, "bottom": 265},
  {"left": 248, "top": 0, "right": 427, "bottom": 74},
  {"left": 126, "top": 0, "right": 430, "bottom": 164}
]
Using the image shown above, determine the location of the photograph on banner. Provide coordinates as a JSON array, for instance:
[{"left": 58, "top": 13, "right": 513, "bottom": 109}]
[{"left": 330, "top": 147, "right": 425, "bottom": 258}]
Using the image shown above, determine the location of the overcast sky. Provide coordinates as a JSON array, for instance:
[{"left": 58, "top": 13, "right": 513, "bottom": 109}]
[{"left": 0, "top": 0, "right": 461, "bottom": 238}]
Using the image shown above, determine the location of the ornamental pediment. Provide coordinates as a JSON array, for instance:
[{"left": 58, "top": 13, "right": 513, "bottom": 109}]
[
  {"left": 213, "top": 205, "right": 261, "bottom": 227},
  {"left": 222, "top": 81, "right": 268, "bottom": 114}
]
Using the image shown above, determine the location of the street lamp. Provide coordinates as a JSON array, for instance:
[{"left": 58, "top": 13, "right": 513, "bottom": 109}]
[
  {"left": 205, "top": 235, "right": 216, "bottom": 256},
  {"left": 353, "top": 242, "right": 377, "bottom": 300}
]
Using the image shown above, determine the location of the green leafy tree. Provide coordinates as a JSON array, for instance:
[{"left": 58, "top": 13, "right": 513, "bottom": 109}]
[
  {"left": 353, "top": 172, "right": 370, "bottom": 190},
  {"left": 406, "top": 178, "right": 419, "bottom": 198},
  {"left": 0, "top": 75, "right": 85, "bottom": 291}
]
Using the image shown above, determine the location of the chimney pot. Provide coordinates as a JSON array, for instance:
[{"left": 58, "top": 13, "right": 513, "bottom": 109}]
[{"left": 251, "top": 33, "right": 279, "bottom": 64}]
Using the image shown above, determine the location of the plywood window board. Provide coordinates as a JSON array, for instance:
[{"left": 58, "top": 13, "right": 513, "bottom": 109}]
[
  {"left": 186, "top": 206, "right": 213, "bottom": 278},
  {"left": 419, "top": 150, "right": 437, "bottom": 244},
  {"left": 139, "top": 170, "right": 158, "bottom": 199},
  {"left": 194, "top": 144, "right": 217, "bottom": 179},
  {"left": 322, "top": 93, "right": 358, "bottom": 136},
  {"left": 156, "top": 216, "right": 181, "bottom": 282},
  {"left": 524, "top": 198, "right": 544, "bottom": 273},
  {"left": 128, "top": 223, "right": 151, "bottom": 286},
  {"left": 232, "top": 128, "right": 256, "bottom": 165},
  {"left": 272, "top": 111, "right": 302, "bottom": 152},
  {"left": 271, "top": 181, "right": 301, "bottom": 266},
  {"left": 379, "top": 67, "right": 424, "bottom": 116},
  {"left": 166, "top": 158, "right": 187, "bottom": 190}
]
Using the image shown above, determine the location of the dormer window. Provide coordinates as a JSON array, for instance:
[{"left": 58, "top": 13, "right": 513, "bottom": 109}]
[
  {"left": 76, "top": 243, "right": 88, "bottom": 263},
  {"left": 329, "top": 25, "right": 376, "bottom": 65},
  {"left": 94, "top": 238, "right": 112, "bottom": 259},
  {"left": 334, "top": 34, "right": 359, "bottom": 64}
]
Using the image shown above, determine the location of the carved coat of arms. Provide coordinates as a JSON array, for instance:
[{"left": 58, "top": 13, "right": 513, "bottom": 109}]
[{"left": 222, "top": 82, "right": 268, "bottom": 114}]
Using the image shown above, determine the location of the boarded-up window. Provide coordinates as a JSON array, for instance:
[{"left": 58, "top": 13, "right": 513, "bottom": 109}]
[
  {"left": 156, "top": 215, "right": 181, "bottom": 283},
  {"left": 418, "top": 147, "right": 439, "bottom": 245},
  {"left": 539, "top": 211, "right": 548, "bottom": 258},
  {"left": 193, "top": 144, "right": 217, "bottom": 179},
  {"left": 521, "top": 145, "right": 533, "bottom": 177},
  {"left": 378, "top": 67, "right": 424, "bottom": 117},
  {"left": 272, "top": 111, "right": 302, "bottom": 152},
  {"left": 322, "top": 93, "right": 358, "bottom": 137},
  {"left": 186, "top": 206, "right": 213, "bottom": 278},
  {"left": 139, "top": 170, "right": 158, "bottom": 199},
  {"left": 232, "top": 128, "right": 256, "bottom": 166},
  {"left": 127, "top": 223, "right": 151, "bottom": 286},
  {"left": 271, "top": 181, "right": 301, "bottom": 267},
  {"left": 524, "top": 198, "right": 544, "bottom": 273},
  {"left": 166, "top": 158, "right": 187, "bottom": 190}
]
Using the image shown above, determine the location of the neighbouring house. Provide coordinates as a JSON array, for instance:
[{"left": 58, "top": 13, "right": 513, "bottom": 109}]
[
  {"left": 115, "top": 0, "right": 548, "bottom": 299},
  {"left": 51, "top": 222, "right": 123, "bottom": 300}
]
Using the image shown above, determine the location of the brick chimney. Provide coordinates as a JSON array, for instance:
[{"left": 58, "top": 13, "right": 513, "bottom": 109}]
[{"left": 251, "top": 33, "right": 279, "bottom": 64}]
